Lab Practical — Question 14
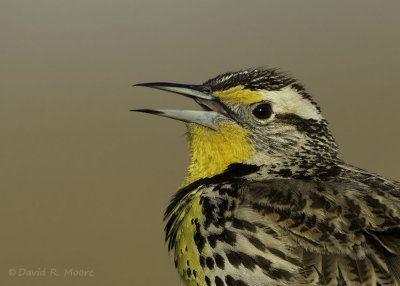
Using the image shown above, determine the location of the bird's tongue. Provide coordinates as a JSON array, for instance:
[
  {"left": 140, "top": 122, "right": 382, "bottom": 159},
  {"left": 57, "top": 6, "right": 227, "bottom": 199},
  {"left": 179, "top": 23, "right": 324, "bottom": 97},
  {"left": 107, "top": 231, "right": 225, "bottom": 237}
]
[{"left": 195, "top": 98, "right": 229, "bottom": 117}]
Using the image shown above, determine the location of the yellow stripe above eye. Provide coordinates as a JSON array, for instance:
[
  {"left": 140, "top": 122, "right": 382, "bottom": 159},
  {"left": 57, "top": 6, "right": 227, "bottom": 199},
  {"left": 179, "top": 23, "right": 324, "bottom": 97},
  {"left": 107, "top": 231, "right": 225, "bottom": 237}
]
[{"left": 213, "top": 86, "right": 263, "bottom": 104}]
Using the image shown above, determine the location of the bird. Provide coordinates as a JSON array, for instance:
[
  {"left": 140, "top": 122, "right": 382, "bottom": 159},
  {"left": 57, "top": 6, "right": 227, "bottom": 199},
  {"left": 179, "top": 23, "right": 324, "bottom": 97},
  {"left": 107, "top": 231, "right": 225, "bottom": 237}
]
[{"left": 132, "top": 68, "right": 400, "bottom": 286}]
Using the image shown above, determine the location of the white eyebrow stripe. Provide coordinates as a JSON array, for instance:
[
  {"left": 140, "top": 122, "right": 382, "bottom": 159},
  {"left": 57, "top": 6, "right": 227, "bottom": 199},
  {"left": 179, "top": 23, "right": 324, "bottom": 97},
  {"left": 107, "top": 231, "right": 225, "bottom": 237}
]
[{"left": 258, "top": 87, "right": 323, "bottom": 120}]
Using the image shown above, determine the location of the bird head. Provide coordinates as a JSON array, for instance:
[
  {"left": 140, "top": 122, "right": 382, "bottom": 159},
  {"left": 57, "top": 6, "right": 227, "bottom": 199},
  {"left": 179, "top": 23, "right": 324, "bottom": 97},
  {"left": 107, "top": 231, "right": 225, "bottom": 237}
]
[{"left": 133, "top": 68, "right": 339, "bottom": 184}]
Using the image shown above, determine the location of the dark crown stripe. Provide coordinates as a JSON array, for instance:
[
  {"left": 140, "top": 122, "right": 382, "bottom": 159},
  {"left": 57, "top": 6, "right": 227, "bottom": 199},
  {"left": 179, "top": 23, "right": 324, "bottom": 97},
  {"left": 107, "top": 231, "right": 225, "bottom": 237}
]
[{"left": 204, "top": 68, "right": 296, "bottom": 92}]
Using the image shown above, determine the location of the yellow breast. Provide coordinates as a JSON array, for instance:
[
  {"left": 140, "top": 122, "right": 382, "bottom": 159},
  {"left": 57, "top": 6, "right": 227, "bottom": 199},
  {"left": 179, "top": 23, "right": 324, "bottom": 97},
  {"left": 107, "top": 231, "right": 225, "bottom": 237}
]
[{"left": 173, "top": 192, "right": 204, "bottom": 286}]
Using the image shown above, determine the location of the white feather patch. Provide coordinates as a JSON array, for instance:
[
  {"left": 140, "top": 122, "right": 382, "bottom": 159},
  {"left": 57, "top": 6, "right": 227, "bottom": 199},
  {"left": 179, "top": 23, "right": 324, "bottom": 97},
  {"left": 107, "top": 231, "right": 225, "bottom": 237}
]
[{"left": 259, "top": 86, "right": 323, "bottom": 120}]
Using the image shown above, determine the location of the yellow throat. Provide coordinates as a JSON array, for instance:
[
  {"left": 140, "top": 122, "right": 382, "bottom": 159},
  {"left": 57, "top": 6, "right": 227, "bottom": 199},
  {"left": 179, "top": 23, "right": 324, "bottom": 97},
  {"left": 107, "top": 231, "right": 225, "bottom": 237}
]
[{"left": 184, "top": 122, "right": 253, "bottom": 186}]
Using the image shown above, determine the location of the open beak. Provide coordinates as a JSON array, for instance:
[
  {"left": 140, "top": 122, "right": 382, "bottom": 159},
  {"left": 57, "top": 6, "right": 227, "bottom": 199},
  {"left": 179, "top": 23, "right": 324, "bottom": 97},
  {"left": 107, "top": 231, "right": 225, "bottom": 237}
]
[{"left": 131, "top": 82, "right": 230, "bottom": 130}]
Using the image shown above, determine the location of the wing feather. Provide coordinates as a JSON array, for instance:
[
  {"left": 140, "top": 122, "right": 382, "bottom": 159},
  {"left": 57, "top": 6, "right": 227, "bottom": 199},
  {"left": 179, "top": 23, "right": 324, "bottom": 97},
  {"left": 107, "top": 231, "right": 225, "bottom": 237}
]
[
  {"left": 321, "top": 254, "right": 339, "bottom": 286},
  {"left": 337, "top": 256, "right": 376, "bottom": 286},
  {"left": 242, "top": 175, "right": 400, "bottom": 285},
  {"left": 301, "top": 250, "right": 322, "bottom": 284}
]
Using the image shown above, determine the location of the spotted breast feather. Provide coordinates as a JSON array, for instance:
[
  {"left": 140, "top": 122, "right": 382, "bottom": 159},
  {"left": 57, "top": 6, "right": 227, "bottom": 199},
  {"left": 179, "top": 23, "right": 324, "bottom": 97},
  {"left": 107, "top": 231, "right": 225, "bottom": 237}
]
[{"left": 165, "top": 163, "right": 400, "bottom": 286}]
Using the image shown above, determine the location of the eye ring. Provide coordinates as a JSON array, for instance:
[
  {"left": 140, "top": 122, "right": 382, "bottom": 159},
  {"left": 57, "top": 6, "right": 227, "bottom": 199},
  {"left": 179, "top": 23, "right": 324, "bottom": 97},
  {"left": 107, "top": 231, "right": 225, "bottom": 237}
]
[{"left": 252, "top": 103, "right": 272, "bottom": 120}]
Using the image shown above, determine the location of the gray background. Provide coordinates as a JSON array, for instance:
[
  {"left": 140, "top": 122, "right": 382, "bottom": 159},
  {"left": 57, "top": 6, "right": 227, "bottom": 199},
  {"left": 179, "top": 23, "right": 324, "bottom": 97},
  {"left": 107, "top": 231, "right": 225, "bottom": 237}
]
[{"left": 1, "top": 0, "right": 400, "bottom": 285}]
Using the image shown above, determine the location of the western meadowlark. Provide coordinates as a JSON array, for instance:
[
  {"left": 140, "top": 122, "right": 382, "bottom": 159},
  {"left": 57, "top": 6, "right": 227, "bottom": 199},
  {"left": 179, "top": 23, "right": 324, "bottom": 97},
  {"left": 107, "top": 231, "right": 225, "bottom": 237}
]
[{"left": 132, "top": 68, "right": 400, "bottom": 286}]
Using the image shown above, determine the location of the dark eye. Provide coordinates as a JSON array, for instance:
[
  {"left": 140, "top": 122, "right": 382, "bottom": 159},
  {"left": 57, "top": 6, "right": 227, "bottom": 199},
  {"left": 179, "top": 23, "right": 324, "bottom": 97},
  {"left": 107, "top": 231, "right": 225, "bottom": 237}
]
[{"left": 252, "top": 103, "right": 272, "bottom": 120}]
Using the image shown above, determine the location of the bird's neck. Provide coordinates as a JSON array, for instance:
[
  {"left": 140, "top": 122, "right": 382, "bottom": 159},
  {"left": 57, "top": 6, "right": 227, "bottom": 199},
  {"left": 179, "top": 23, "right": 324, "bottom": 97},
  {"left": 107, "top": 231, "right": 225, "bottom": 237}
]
[{"left": 183, "top": 123, "right": 253, "bottom": 186}]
